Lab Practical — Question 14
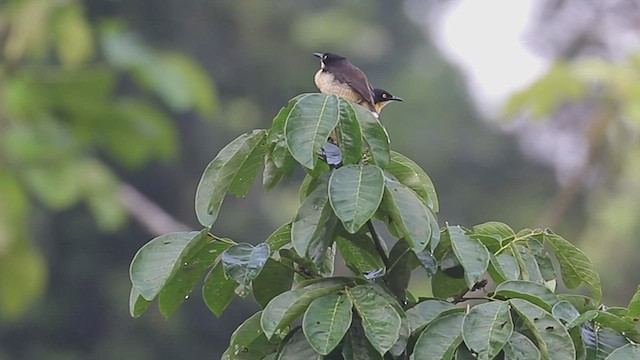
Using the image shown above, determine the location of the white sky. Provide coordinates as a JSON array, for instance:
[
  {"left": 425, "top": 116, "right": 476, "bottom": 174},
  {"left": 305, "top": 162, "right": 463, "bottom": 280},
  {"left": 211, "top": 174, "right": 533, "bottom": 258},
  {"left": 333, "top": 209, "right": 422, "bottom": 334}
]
[{"left": 430, "top": 0, "right": 548, "bottom": 116}]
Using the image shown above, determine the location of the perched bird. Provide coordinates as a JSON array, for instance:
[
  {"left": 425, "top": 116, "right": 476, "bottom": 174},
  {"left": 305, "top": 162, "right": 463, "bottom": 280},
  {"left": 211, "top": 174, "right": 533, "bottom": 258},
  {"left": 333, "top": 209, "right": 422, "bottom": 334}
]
[
  {"left": 313, "top": 52, "right": 377, "bottom": 116},
  {"left": 372, "top": 88, "right": 403, "bottom": 114}
]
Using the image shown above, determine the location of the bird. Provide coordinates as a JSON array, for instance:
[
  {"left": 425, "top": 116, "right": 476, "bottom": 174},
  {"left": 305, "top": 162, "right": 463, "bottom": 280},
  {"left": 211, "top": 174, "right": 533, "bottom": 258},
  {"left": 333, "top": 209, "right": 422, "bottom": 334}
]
[
  {"left": 372, "top": 88, "right": 403, "bottom": 114},
  {"left": 313, "top": 52, "right": 378, "bottom": 116}
]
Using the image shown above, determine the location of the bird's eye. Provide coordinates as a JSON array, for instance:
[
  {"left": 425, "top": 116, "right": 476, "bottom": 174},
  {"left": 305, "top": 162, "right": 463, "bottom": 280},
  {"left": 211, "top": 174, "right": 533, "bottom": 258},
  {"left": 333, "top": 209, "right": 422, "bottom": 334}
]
[
  {"left": 382, "top": 93, "right": 387, "bottom": 98},
  {"left": 323, "top": 55, "right": 327, "bottom": 60}
]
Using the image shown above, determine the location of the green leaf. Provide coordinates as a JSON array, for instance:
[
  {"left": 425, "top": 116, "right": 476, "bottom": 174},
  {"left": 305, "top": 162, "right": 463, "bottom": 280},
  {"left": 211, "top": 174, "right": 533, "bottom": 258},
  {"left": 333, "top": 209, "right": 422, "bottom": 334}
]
[
  {"left": 349, "top": 100, "right": 390, "bottom": 168},
  {"left": 302, "top": 294, "right": 353, "bottom": 355},
  {"left": 412, "top": 312, "right": 465, "bottom": 360},
  {"left": 222, "top": 311, "right": 277, "bottom": 360},
  {"left": 565, "top": 310, "right": 598, "bottom": 330},
  {"left": 605, "top": 343, "right": 640, "bottom": 359},
  {"left": 194, "top": 129, "right": 267, "bottom": 227},
  {"left": 264, "top": 223, "right": 292, "bottom": 251},
  {"left": 509, "top": 299, "right": 575, "bottom": 360},
  {"left": 284, "top": 93, "right": 340, "bottom": 169},
  {"left": 386, "top": 239, "right": 414, "bottom": 303},
  {"left": 335, "top": 232, "right": 385, "bottom": 275},
  {"left": 291, "top": 175, "right": 330, "bottom": 257},
  {"left": 503, "top": 331, "right": 541, "bottom": 360},
  {"left": 329, "top": 165, "right": 384, "bottom": 233},
  {"left": 268, "top": 96, "right": 302, "bottom": 173},
  {"left": 53, "top": 3, "right": 94, "bottom": 69},
  {"left": 489, "top": 253, "right": 520, "bottom": 284},
  {"left": 594, "top": 311, "right": 635, "bottom": 332},
  {"left": 406, "top": 299, "right": 461, "bottom": 335},
  {"left": 130, "top": 231, "right": 199, "bottom": 301},
  {"left": 202, "top": 261, "right": 237, "bottom": 317},
  {"left": 626, "top": 285, "right": 640, "bottom": 317},
  {"left": 129, "top": 286, "right": 151, "bottom": 318},
  {"left": 472, "top": 221, "right": 515, "bottom": 241},
  {"left": 582, "top": 321, "right": 630, "bottom": 360},
  {"left": 432, "top": 271, "right": 469, "bottom": 300},
  {"left": 551, "top": 301, "right": 580, "bottom": 325},
  {"left": 335, "top": 99, "right": 364, "bottom": 165},
  {"left": 252, "top": 258, "right": 294, "bottom": 308},
  {"left": 158, "top": 231, "right": 232, "bottom": 318},
  {"left": 367, "top": 284, "right": 410, "bottom": 357},
  {"left": 557, "top": 294, "right": 598, "bottom": 313},
  {"left": 381, "top": 178, "right": 432, "bottom": 252},
  {"left": 386, "top": 151, "right": 439, "bottom": 212},
  {"left": 260, "top": 283, "right": 345, "bottom": 339},
  {"left": 495, "top": 280, "right": 558, "bottom": 312},
  {"left": 462, "top": 301, "right": 513, "bottom": 360},
  {"left": 348, "top": 285, "right": 402, "bottom": 356},
  {"left": 262, "top": 151, "right": 283, "bottom": 190},
  {"left": 342, "top": 317, "right": 383, "bottom": 360},
  {"left": 514, "top": 244, "right": 544, "bottom": 283},
  {"left": 544, "top": 229, "right": 602, "bottom": 301},
  {"left": 228, "top": 135, "right": 268, "bottom": 197},
  {"left": 221, "top": 243, "right": 270, "bottom": 297},
  {"left": 278, "top": 328, "right": 322, "bottom": 360},
  {"left": 448, "top": 225, "right": 490, "bottom": 289}
]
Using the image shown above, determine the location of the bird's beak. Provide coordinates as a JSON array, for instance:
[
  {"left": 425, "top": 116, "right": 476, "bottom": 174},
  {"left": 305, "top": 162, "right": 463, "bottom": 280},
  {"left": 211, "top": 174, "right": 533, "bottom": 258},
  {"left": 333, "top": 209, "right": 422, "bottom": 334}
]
[
  {"left": 313, "top": 52, "right": 324, "bottom": 59},
  {"left": 391, "top": 96, "right": 403, "bottom": 102}
]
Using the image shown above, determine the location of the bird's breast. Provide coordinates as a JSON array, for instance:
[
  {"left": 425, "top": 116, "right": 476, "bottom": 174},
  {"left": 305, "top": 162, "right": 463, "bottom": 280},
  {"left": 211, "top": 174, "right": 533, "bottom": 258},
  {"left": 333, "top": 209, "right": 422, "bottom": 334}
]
[{"left": 314, "top": 69, "right": 363, "bottom": 103}]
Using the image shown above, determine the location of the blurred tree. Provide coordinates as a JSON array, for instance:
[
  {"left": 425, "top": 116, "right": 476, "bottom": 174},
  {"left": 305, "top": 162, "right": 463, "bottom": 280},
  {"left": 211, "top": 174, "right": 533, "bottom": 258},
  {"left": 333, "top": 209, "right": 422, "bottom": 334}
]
[
  {"left": 0, "top": 0, "right": 216, "bottom": 319},
  {"left": 503, "top": 0, "right": 640, "bottom": 301}
]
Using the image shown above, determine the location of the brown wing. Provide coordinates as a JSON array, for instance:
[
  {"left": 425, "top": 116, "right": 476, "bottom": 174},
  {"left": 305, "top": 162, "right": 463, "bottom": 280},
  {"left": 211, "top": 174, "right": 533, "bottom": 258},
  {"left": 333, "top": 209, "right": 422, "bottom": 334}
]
[{"left": 331, "top": 60, "right": 375, "bottom": 106}]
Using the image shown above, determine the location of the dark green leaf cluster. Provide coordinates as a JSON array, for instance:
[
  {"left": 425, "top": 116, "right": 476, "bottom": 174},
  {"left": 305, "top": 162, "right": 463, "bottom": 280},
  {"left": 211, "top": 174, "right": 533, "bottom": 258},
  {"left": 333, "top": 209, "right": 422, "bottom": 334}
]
[{"left": 129, "top": 94, "right": 640, "bottom": 359}]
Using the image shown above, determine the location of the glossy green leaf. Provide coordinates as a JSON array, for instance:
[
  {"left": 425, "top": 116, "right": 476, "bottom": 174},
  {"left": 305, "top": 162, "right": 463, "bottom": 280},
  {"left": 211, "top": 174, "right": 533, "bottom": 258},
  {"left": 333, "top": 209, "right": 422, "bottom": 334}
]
[
  {"left": 381, "top": 178, "right": 431, "bottom": 252},
  {"left": 221, "top": 243, "right": 270, "bottom": 297},
  {"left": 342, "top": 317, "right": 383, "bottom": 360},
  {"left": 544, "top": 230, "right": 602, "bottom": 301},
  {"left": 264, "top": 223, "right": 292, "bottom": 251},
  {"left": 194, "top": 129, "right": 267, "bottom": 227},
  {"left": 291, "top": 175, "right": 330, "bottom": 257},
  {"left": 348, "top": 285, "right": 401, "bottom": 356},
  {"left": 514, "top": 244, "right": 544, "bottom": 283},
  {"left": 472, "top": 221, "right": 515, "bottom": 241},
  {"left": 345, "top": 99, "right": 390, "bottom": 168},
  {"left": 202, "top": 261, "right": 237, "bottom": 317},
  {"left": 406, "top": 299, "right": 460, "bottom": 335},
  {"left": 412, "top": 312, "right": 465, "bottom": 360},
  {"left": 329, "top": 164, "right": 384, "bottom": 233},
  {"left": 594, "top": 311, "right": 635, "bottom": 332},
  {"left": 509, "top": 299, "right": 575, "bottom": 360},
  {"left": 503, "top": 331, "right": 541, "bottom": 360},
  {"left": 448, "top": 225, "right": 490, "bottom": 289},
  {"left": 252, "top": 258, "right": 294, "bottom": 308},
  {"left": 551, "top": 300, "right": 580, "bottom": 325},
  {"left": 495, "top": 280, "right": 558, "bottom": 312},
  {"left": 222, "top": 312, "right": 276, "bottom": 360},
  {"left": 129, "top": 286, "right": 151, "bottom": 318},
  {"left": 228, "top": 133, "right": 268, "bottom": 197},
  {"left": 489, "top": 253, "right": 520, "bottom": 284},
  {"left": 582, "top": 321, "right": 630, "bottom": 360},
  {"left": 565, "top": 310, "right": 598, "bottom": 330},
  {"left": 284, "top": 93, "right": 340, "bottom": 169},
  {"left": 462, "top": 301, "right": 513, "bottom": 360},
  {"left": 626, "top": 285, "right": 640, "bottom": 317},
  {"left": 367, "top": 284, "right": 410, "bottom": 357},
  {"left": 335, "top": 232, "right": 385, "bottom": 275},
  {"left": 158, "top": 231, "right": 231, "bottom": 318},
  {"left": 386, "top": 151, "right": 439, "bottom": 212},
  {"left": 302, "top": 294, "right": 352, "bottom": 355},
  {"left": 336, "top": 99, "right": 364, "bottom": 165},
  {"left": 262, "top": 151, "right": 283, "bottom": 190},
  {"left": 278, "top": 328, "right": 322, "bottom": 360},
  {"left": 605, "top": 343, "right": 640, "bottom": 359},
  {"left": 260, "top": 283, "right": 345, "bottom": 339},
  {"left": 268, "top": 96, "right": 303, "bottom": 173},
  {"left": 130, "top": 231, "right": 198, "bottom": 301}
]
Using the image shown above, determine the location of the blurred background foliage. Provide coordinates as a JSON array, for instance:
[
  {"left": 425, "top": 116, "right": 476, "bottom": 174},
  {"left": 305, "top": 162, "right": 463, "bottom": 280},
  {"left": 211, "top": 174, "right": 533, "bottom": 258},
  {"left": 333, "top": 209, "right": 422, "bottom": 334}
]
[{"left": 0, "top": 0, "right": 638, "bottom": 358}]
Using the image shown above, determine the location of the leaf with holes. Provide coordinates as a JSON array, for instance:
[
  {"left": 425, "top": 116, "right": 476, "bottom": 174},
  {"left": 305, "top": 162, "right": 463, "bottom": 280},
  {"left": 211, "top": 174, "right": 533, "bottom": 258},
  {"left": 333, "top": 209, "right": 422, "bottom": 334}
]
[
  {"left": 302, "top": 294, "right": 353, "bottom": 355},
  {"left": 413, "top": 312, "right": 465, "bottom": 359},
  {"left": 448, "top": 225, "right": 490, "bottom": 290},
  {"left": 348, "top": 285, "right": 401, "bottom": 356},
  {"left": 462, "top": 301, "right": 513, "bottom": 360}
]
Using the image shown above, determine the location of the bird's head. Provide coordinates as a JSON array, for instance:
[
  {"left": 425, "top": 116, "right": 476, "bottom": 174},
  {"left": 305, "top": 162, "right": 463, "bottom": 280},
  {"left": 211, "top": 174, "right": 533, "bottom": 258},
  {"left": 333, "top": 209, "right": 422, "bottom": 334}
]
[
  {"left": 313, "top": 52, "right": 346, "bottom": 68},
  {"left": 373, "top": 88, "right": 403, "bottom": 112}
]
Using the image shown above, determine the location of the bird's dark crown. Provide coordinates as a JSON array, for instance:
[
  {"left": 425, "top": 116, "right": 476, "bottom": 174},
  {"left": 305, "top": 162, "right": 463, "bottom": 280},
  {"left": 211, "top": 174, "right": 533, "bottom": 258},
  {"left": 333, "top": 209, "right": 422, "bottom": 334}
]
[{"left": 314, "top": 52, "right": 347, "bottom": 63}]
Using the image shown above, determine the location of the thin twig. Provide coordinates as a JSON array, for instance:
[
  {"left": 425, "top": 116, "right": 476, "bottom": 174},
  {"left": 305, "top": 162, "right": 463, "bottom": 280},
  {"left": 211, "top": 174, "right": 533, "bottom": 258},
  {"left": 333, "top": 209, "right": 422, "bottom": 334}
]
[{"left": 117, "top": 182, "right": 191, "bottom": 236}]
